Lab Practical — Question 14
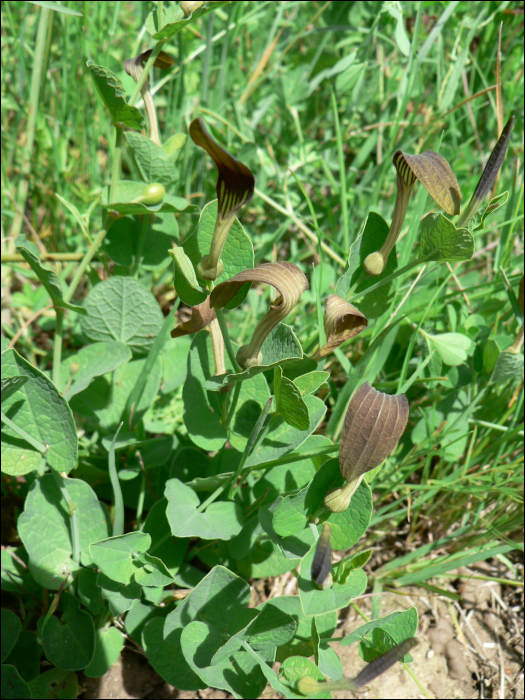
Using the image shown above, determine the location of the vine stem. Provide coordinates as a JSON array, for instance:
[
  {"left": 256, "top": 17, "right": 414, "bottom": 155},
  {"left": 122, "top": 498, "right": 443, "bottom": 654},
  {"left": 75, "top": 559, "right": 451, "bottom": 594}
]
[{"left": 215, "top": 307, "right": 241, "bottom": 372}]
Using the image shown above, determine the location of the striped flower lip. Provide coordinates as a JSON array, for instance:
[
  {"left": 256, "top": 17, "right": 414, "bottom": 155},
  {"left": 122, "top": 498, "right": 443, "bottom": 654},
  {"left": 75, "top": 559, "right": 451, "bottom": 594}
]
[
  {"left": 190, "top": 117, "right": 255, "bottom": 280},
  {"left": 319, "top": 295, "right": 367, "bottom": 357},
  {"left": 364, "top": 149, "right": 461, "bottom": 276},
  {"left": 210, "top": 261, "right": 308, "bottom": 368},
  {"left": 324, "top": 382, "right": 409, "bottom": 513}
]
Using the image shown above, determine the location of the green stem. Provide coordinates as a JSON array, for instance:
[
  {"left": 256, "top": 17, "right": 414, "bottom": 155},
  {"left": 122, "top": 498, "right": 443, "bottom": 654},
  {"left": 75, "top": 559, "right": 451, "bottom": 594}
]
[
  {"left": 0, "top": 412, "right": 48, "bottom": 455},
  {"left": 188, "top": 444, "right": 340, "bottom": 492},
  {"left": 122, "top": 301, "right": 179, "bottom": 428},
  {"left": 228, "top": 396, "right": 273, "bottom": 499},
  {"left": 51, "top": 470, "right": 80, "bottom": 565},
  {"left": 225, "top": 381, "right": 242, "bottom": 430},
  {"left": 108, "top": 422, "right": 125, "bottom": 536},
  {"left": 349, "top": 257, "right": 423, "bottom": 303},
  {"left": 196, "top": 397, "right": 274, "bottom": 513},
  {"left": 331, "top": 88, "right": 348, "bottom": 254},
  {"left": 129, "top": 41, "right": 167, "bottom": 106},
  {"left": 63, "top": 222, "right": 111, "bottom": 304},
  {"left": 52, "top": 308, "right": 64, "bottom": 388},
  {"left": 215, "top": 307, "right": 241, "bottom": 372},
  {"left": 8, "top": 6, "right": 51, "bottom": 246},
  {"left": 133, "top": 214, "right": 151, "bottom": 274},
  {"left": 110, "top": 126, "right": 124, "bottom": 204}
]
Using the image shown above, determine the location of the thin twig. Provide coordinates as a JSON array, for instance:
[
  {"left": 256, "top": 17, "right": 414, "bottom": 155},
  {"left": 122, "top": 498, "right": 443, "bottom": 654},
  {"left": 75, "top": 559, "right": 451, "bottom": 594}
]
[{"left": 7, "top": 304, "right": 53, "bottom": 349}]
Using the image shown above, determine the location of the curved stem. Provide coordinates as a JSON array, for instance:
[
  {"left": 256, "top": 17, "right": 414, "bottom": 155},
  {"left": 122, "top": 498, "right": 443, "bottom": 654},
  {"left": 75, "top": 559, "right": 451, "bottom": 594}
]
[
  {"left": 364, "top": 171, "right": 413, "bottom": 276},
  {"left": 108, "top": 422, "right": 125, "bottom": 537},
  {"left": 215, "top": 307, "right": 241, "bottom": 372},
  {"left": 52, "top": 308, "right": 64, "bottom": 387}
]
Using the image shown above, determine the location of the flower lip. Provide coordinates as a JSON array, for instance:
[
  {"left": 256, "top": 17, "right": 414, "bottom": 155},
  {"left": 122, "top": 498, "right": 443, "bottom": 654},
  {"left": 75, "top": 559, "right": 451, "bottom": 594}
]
[
  {"left": 393, "top": 150, "right": 461, "bottom": 216},
  {"left": 171, "top": 298, "right": 215, "bottom": 338},
  {"left": 209, "top": 261, "right": 308, "bottom": 368},
  {"left": 339, "top": 381, "right": 409, "bottom": 481},
  {"left": 209, "top": 261, "right": 308, "bottom": 310},
  {"left": 320, "top": 295, "right": 367, "bottom": 357},
  {"left": 189, "top": 117, "right": 255, "bottom": 220}
]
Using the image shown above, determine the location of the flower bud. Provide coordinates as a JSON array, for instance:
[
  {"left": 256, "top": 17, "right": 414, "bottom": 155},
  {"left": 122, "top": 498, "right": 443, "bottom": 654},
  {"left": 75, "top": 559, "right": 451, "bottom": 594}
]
[{"left": 131, "top": 183, "right": 165, "bottom": 205}]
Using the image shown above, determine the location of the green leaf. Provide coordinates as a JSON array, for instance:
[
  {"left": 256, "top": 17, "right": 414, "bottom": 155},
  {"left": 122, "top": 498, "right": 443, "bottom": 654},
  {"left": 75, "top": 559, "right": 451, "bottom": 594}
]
[
  {"left": 100, "top": 180, "right": 195, "bottom": 215},
  {"left": 145, "top": 2, "right": 232, "bottom": 40},
  {"left": 70, "top": 357, "right": 162, "bottom": 432},
  {"left": 125, "top": 132, "right": 178, "bottom": 187},
  {"left": 491, "top": 352, "right": 524, "bottom": 383},
  {"left": 90, "top": 532, "right": 151, "bottom": 585},
  {"left": 337, "top": 212, "right": 398, "bottom": 318},
  {"left": 60, "top": 341, "right": 131, "bottom": 400},
  {"left": 169, "top": 245, "right": 205, "bottom": 294},
  {"left": 165, "top": 478, "right": 244, "bottom": 540},
  {"left": 160, "top": 336, "right": 191, "bottom": 394},
  {"left": 18, "top": 474, "right": 108, "bottom": 589},
  {"left": 265, "top": 596, "right": 337, "bottom": 661},
  {"left": 341, "top": 607, "right": 418, "bottom": 646},
  {"left": 280, "top": 656, "right": 331, "bottom": 699},
  {"left": 1, "top": 609, "right": 21, "bottom": 661},
  {"left": 14, "top": 235, "right": 87, "bottom": 314},
  {"left": 273, "top": 488, "right": 309, "bottom": 537},
  {"left": 259, "top": 502, "right": 315, "bottom": 560},
  {"left": 133, "top": 552, "right": 174, "bottom": 587},
  {"left": 181, "top": 620, "right": 268, "bottom": 698},
  {"left": 419, "top": 213, "right": 474, "bottom": 262},
  {"left": 472, "top": 191, "right": 509, "bottom": 231},
  {"left": 252, "top": 434, "right": 327, "bottom": 503},
  {"left": 229, "top": 372, "right": 271, "bottom": 451},
  {"left": 105, "top": 213, "right": 178, "bottom": 269},
  {"left": 84, "top": 628, "right": 124, "bottom": 678},
  {"left": 205, "top": 323, "right": 303, "bottom": 390},
  {"left": 1, "top": 349, "right": 77, "bottom": 475},
  {"left": 183, "top": 333, "right": 228, "bottom": 451},
  {"left": 273, "top": 458, "right": 373, "bottom": 541},
  {"left": 143, "top": 566, "right": 250, "bottom": 690},
  {"left": 274, "top": 366, "right": 310, "bottom": 431},
  {"left": 97, "top": 574, "right": 142, "bottom": 617},
  {"left": 3, "top": 628, "right": 40, "bottom": 683},
  {"left": 27, "top": 669, "right": 78, "bottom": 700},
  {"left": 40, "top": 593, "right": 95, "bottom": 671},
  {"left": 86, "top": 62, "right": 143, "bottom": 128},
  {"left": 81, "top": 277, "right": 163, "bottom": 356},
  {"left": 482, "top": 339, "right": 500, "bottom": 374},
  {"left": 293, "top": 371, "right": 330, "bottom": 396},
  {"left": 1, "top": 376, "right": 28, "bottom": 403},
  {"left": 426, "top": 332, "right": 473, "bottom": 366},
  {"left": 335, "top": 550, "right": 373, "bottom": 585},
  {"left": 176, "top": 200, "right": 254, "bottom": 308},
  {"left": 1, "top": 666, "right": 31, "bottom": 698}
]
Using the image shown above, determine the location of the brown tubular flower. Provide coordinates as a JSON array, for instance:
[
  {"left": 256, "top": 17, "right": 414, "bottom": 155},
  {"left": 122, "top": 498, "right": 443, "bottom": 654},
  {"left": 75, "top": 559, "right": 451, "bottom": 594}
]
[
  {"left": 170, "top": 299, "right": 225, "bottom": 376},
  {"left": 125, "top": 50, "right": 175, "bottom": 146},
  {"left": 171, "top": 299, "right": 215, "bottom": 338},
  {"left": 324, "top": 382, "right": 409, "bottom": 513},
  {"left": 210, "top": 262, "right": 309, "bottom": 369},
  {"left": 319, "top": 295, "right": 367, "bottom": 357},
  {"left": 189, "top": 117, "right": 255, "bottom": 280},
  {"left": 364, "top": 150, "right": 461, "bottom": 276}
]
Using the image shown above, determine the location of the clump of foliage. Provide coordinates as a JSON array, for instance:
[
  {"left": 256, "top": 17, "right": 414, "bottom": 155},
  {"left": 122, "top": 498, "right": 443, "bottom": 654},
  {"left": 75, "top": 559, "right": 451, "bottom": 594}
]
[{"left": 1, "top": 2, "right": 522, "bottom": 698}]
